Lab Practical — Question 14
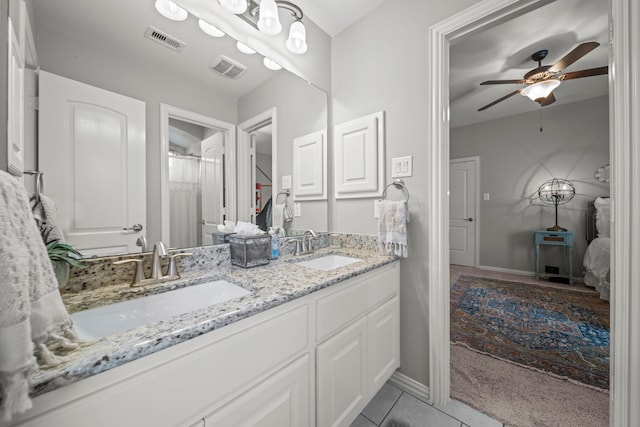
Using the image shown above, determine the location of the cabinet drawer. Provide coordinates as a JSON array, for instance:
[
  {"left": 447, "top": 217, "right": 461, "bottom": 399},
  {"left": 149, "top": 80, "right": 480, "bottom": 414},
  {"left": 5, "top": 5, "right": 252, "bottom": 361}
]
[{"left": 317, "top": 262, "right": 399, "bottom": 342}]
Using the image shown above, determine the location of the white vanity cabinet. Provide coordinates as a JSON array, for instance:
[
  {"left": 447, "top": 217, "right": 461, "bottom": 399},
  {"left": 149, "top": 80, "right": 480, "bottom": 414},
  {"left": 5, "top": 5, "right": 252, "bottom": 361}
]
[
  {"left": 316, "top": 263, "right": 400, "bottom": 427},
  {"left": 4, "top": 262, "right": 399, "bottom": 427}
]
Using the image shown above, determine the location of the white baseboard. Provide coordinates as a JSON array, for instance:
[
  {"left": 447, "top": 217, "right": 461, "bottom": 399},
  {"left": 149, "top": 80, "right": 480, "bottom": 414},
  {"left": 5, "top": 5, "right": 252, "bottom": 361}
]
[
  {"left": 388, "top": 371, "right": 430, "bottom": 404},
  {"left": 477, "top": 264, "right": 534, "bottom": 276}
]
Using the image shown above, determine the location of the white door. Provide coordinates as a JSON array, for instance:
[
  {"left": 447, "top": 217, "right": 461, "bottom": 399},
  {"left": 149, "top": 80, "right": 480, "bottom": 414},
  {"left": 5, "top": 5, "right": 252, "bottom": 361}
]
[
  {"left": 39, "top": 71, "right": 146, "bottom": 256},
  {"left": 449, "top": 158, "right": 477, "bottom": 266},
  {"left": 201, "top": 132, "right": 225, "bottom": 245}
]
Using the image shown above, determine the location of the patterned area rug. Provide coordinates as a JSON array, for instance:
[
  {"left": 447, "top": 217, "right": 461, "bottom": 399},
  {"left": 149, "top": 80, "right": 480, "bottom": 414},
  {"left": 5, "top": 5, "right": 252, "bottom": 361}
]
[{"left": 451, "top": 275, "right": 610, "bottom": 390}]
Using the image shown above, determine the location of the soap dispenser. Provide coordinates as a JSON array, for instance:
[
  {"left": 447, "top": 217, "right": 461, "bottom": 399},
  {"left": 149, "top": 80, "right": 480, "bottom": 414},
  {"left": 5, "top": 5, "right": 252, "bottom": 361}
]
[{"left": 269, "top": 228, "right": 279, "bottom": 259}]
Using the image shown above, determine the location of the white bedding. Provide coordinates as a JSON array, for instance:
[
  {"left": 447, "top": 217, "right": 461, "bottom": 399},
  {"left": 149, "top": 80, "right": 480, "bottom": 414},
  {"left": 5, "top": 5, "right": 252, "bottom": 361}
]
[{"left": 583, "top": 236, "right": 610, "bottom": 301}]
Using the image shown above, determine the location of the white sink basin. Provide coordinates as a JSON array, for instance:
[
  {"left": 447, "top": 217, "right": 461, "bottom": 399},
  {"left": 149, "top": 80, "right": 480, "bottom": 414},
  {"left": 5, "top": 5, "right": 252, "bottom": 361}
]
[
  {"left": 71, "top": 280, "right": 251, "bottom": 340},
  {"left": 296, "top": 254, "right": 361, "bottom": 271}
]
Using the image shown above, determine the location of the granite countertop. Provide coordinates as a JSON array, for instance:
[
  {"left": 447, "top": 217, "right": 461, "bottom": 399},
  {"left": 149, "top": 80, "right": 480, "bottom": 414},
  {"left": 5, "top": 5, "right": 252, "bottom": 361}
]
[{"left": 33, "top": 247, "right": 397, "bottom": 397}]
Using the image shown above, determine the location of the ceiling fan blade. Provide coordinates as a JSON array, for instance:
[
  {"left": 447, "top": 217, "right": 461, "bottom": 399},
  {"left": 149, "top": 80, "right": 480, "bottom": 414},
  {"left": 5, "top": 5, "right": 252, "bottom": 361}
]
[
  {"left": 561, "top": 66, "right": 608, "bottom": 81},
  {"left": 538, "top": 92, "right": 556, "bottom": 106},
  {"left": 480, "top": 79, "right": 525, "bottom": 85},
  {"left": 548, "top": 42, "right": 600, "bottom": 73},
  {"left": 478, "top": 89, "right": 522, "bottom": 111}
]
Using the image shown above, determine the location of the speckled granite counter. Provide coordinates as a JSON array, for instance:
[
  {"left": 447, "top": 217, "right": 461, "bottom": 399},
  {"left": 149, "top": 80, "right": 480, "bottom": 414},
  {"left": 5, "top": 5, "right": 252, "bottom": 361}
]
[{"left": 32, "top": 243, "right": 396, "bottom": 398}]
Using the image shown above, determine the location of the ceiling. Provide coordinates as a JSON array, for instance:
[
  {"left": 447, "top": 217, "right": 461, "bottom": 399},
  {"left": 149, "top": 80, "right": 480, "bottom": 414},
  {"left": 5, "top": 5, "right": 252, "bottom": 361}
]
[
  {"left": 34, "top": 0, "right": 607, "bottom": 128},
  {"left": 449, "top": 0, "right": 609, "bottom": 128}
]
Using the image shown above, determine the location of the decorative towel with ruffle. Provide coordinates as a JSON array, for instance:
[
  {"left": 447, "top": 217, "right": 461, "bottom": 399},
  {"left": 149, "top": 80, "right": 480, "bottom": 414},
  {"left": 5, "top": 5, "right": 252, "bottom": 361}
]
[
  {"left": 30, "top": 193, "right": 65, "bottom": 244},
  {"left": 378, "top": 200, "right": 409, "bottom": 258},
  {"left": 0, "top": 170, "right": 81, "bottom": 421}
]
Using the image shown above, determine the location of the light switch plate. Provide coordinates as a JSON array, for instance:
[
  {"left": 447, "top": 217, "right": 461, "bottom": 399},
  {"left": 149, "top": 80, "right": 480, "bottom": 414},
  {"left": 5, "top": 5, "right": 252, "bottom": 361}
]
[
  {"left": 391, "top": 156, "right": 413, "bottom": 178},
  {"left": 294, "top": 202, "right": 301, "bottom": 217},
  {"left": 282, "top": 175, "right": 292, "bottom": 190},
  {"left": 374, "top": 199, "right": 382, "bottom": 218}
]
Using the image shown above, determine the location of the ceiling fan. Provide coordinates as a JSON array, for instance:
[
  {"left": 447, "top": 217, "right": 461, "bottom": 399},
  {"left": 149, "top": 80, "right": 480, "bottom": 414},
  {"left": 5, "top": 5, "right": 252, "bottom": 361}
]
[{"left": 478, "top": 42, "right": 608, "bottom": 111}]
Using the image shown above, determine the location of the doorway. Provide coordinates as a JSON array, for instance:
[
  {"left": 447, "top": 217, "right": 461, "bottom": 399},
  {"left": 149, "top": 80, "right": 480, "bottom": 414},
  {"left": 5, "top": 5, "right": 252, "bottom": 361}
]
[
  {"left": 428, "top": 1, "right": 631, "bottom": 424},
  {"left": 449, "top": 157, "right": 479, "bottom": 267}
]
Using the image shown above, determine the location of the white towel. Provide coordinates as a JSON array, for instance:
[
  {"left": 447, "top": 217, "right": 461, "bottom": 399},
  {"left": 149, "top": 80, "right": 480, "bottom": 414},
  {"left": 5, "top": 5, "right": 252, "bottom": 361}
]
[
  {"left": 0, "top": 171, "right": 81, "bottom": 421},
  {"left": 30, "top": 194, "right": 65, "bottom": 244},
  {"left": 378, "top": 200, "right": 409, "bottom": 258},
  {"left": 272, "top": 203, "right": 292, "bottom": 229}
]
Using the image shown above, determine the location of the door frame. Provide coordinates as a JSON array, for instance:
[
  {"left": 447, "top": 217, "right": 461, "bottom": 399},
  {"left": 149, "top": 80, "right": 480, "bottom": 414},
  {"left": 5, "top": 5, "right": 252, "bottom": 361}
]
[
  {"left": 237, "top": 108, "right": 277, "bottom": 223},
  {"left": 449, "top": 156, "right": 480, "bottom": 267},
  {"left": 160, "top": 104, "right": 236, "bottom": 245},
  {"left": 428, "top": 1, "right": 638, "bottom": 425}
]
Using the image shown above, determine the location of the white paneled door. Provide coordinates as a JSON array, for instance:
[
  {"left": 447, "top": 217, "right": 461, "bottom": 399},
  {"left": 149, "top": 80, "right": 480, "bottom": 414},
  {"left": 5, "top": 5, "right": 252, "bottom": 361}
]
[
  {"left": 201, "top": 132, "right": 226, "bottom": 245},
  {"left": 39, "top": 71, "right": 146, "bottom": 256},
  {"left": 449, "top": 158, "right": 478, "bottom": 266}
]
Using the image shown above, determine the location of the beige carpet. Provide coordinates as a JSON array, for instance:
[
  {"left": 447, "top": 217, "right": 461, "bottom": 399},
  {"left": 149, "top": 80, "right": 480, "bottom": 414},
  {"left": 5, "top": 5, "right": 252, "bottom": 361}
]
[{"left": 451, "top": 344, "right": 609, "bottom": 427}]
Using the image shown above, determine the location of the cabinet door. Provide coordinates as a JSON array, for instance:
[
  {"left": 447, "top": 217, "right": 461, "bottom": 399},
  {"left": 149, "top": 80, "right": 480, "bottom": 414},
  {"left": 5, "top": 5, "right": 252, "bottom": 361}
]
[
  {"left": 368, "top": 297, "right": 400, "bottom": 394},
  {"left": 204, "top": 355, "right": 310, "bottom": 427},
  {"left": 317, "top": 317, "right": 368, "bottom": 427}
]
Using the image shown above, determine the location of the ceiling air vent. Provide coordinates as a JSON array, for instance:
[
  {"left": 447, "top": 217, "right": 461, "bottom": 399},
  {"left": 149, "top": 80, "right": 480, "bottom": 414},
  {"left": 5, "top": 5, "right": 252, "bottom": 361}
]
[
  {"left": 209, "top": 55, "right": 247, "bottom": 79},
  {"left": 144, "top": 26, "right": 186, "bottom": 52}
]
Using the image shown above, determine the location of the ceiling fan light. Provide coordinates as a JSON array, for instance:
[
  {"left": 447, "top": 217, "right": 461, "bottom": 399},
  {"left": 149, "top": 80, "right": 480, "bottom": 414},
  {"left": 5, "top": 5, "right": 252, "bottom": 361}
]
[
  {"left": 263, "top": 57, "right": 282, "bottom": 71},
  {"left": 257, "top": 0, "right": 282, "bottom": 35},
  {"left": 236, "top": 41, "right": 256, "bottom": 54},
  {"left": 219, "top": 0, "right": 248, "bottom": 14},
  {"left": 286, "top": 20, "right": 307, "bottom": 54},
  {"left": 154, "top": 0, "right": 188, "bottom": 21},
  {"left": 521, "top": 79, "right": 561, "bottom": 102},
  {"left": 198, "top": 19, "right": 226, "bottom": 38}
]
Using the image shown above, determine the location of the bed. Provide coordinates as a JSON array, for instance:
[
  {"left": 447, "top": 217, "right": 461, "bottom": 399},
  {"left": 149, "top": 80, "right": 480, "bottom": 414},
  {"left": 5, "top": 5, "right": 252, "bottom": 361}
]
[{"left": 583, "top": 197, "right": 611, "bottom": 300}]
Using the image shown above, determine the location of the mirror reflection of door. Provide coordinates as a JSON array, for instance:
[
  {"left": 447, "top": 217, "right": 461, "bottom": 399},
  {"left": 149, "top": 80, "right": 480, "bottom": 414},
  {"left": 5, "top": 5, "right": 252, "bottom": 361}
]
[{"left": 168, "top": 119, "right": 225, "bottom": 248}]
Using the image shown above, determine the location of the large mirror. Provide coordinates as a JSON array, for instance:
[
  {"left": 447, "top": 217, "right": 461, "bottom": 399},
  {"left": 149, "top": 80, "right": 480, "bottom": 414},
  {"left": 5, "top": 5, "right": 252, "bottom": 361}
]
[{"left": 30, "top": 0, "right": 328, "bottom": 257}]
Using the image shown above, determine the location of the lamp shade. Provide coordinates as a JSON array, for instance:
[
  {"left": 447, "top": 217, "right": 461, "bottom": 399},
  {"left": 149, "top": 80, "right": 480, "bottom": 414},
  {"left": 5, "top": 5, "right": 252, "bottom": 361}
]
[
  {"left": 198, "top": 19, "right": 225, "bottom": 38},
  {"left": 219, "top": 0, "right": 248, "bottom": 14},
  {"left": 258, "top": 0, "right": 282, "bottom": 35},
  {"left": 538, "top": 178, "right": 575, "bottom": 231},
  {"left": 154, "top": 0, "right": 188, "bottom": 21},
  {"left": 286, "top": 20, "right": 308, "bottom": 54},
  {"left": 521, "top": 79, "right": 561, "bottom": 101}
]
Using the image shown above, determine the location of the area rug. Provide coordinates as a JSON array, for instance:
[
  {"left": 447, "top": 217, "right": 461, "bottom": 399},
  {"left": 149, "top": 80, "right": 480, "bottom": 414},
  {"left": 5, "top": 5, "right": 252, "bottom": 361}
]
[
  {"left": 450, "top": 275, "right": 610, "bottom": 390},
  {"left": 451, "top": 344, "right": 609, "bottom": 427}
]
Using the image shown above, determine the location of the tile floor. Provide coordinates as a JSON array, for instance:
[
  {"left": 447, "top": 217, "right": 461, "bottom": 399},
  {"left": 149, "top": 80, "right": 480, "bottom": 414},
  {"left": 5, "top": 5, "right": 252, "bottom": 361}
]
[{"left": 350, "top": 382, "right": 503, "bottom": 427}]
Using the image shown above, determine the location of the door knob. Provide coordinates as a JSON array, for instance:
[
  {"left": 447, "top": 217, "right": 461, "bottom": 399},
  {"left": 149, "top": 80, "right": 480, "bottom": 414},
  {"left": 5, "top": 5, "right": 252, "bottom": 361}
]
[
  {"left": 123, "top": 223, "right": 143, "bottom": 232},
  {"left": 467, "top": 218, "right": 474, "bottom": 222}
]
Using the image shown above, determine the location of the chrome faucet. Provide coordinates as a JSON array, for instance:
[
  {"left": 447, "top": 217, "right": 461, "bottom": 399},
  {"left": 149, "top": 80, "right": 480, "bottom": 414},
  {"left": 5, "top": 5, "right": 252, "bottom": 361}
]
[
  {"left": 302, "top": 229, "right": 318, "bottom": 254},
  {"left": 113, "top": 241, "right": 192, "bottom": 287}
]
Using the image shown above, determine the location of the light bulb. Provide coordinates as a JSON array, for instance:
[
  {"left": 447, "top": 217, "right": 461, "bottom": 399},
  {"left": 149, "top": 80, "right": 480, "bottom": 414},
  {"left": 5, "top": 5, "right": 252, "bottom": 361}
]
[
  {"left": 521, "top": 80, "right": 561, "bottom": 102},
  {"left": 286, "top": 20, "right": 307, "bottom": 54},
  {"left": 155, "top": 0, "right": 188, "bottom": 21},
  {"left": 198, "top": 19, "right": 225, "bottom": 38},
  {"left": 219, "top": 0, "right": 247, "bottom": 14},
  {"left": 257, "top": 0, "right": 282, "bottom": 35}
]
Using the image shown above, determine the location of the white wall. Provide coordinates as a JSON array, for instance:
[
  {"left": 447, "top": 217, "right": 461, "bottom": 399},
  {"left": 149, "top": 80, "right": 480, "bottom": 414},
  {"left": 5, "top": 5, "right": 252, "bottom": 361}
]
[
  {"left": 331, "top": 0, "right": 478, "bottom": 386},
  {"left": 451, "top": 95, "right": 610, "bottom": 275}
]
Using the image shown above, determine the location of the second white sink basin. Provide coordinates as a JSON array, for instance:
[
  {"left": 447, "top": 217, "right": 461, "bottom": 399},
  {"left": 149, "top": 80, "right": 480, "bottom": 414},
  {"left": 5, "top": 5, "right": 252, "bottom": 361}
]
[
  {"left": 72, "top": 280, "right": 251, "bottom": 340},
  {"left": 296, "top": 254, "right": 361, "bottom": 271}
]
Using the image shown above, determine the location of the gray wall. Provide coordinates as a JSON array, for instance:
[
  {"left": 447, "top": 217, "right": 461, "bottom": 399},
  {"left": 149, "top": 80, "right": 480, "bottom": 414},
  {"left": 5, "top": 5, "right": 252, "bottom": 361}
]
[
  {"left": 451, "top": 95, "right": 610, "bottom": 275},
  {"left": 239, "top": 71, "right": 329, "bottom": 231},
  {"left": 331, "top": 0, "right": 478, "bottom": 386}
]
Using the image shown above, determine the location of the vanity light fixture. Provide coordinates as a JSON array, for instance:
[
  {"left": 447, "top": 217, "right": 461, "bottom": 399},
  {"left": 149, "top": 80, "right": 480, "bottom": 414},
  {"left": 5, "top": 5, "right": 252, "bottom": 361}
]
[
  {"left": 263, "top": 57, "right": 282, "bottom": 70},
  {"left": 198, "top": 19, "right": 226, "bottom": 38},
  {"left": 154, "top": 0, "right": 188, "bottom": 21},
  {"left": 236, "top": 41, "right": 256, "bottom": 54},
  {"left": 219, "top": 0, "right": 308, "bottom": 55}
]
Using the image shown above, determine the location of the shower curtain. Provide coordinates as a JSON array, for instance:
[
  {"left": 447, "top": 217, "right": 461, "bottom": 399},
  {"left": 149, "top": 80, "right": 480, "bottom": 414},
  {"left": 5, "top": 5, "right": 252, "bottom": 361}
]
[{"left": 169, "top": 156, "right": 201, "bottom": 248}]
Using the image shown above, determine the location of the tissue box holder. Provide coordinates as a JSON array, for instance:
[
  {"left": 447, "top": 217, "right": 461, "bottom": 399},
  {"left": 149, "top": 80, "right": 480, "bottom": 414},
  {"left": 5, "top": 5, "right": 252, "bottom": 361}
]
[
  {"left": 229, "top": 234, "right": 271, "bottom": 268},
  {"left": 212, "top": 231, "right": 234, "bottom": 245}
]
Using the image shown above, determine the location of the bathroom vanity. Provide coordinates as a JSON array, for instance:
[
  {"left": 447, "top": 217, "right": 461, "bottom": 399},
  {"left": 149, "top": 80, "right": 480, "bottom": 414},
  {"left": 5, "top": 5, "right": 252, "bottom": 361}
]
[{"left": 3, "top": 244, "right": 399, "bottom": 427}]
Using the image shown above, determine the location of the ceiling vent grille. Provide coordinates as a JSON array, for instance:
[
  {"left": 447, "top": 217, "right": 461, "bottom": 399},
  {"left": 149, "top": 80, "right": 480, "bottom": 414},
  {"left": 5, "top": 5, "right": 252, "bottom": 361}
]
[
  {"left": 209, "top": 55, "right": 247, "bottom": 79},
  {"left": 144, "top": 26, "right": 186, "bottom": 52}
]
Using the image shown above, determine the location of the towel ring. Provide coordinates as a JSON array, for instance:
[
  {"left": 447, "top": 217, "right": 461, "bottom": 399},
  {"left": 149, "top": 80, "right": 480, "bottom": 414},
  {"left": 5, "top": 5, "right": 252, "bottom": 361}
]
[
  {"left": 382, "top": 179, "right": 409, "bottom": 202},
  {"left": 24, "top": 170, "right": 44, "bottom": 203},
  {"left": 275, "top": 189, "right": 290, "bottom": 204}
]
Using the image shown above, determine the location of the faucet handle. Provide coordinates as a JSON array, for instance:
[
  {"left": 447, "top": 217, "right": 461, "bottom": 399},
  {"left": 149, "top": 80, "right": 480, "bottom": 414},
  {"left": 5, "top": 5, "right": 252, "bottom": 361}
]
[
  {"left": 166, "top": 252, "right": 193, "bottom": 278},
  {"left": 287, "top": 238, "right": 302, "bottom": 256},
  {"left": 113, "top": 259, "right": 145, "bottom": 286}
]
